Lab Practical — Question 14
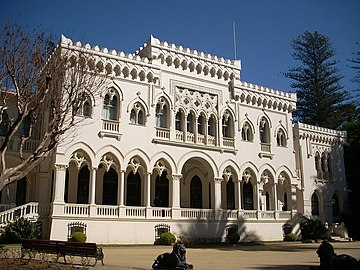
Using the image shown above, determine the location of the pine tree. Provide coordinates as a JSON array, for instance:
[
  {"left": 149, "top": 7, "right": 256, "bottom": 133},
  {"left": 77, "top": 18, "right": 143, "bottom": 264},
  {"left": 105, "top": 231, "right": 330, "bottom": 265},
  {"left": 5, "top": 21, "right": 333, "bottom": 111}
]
[
  {"left": 348, "top": 42, "right": 360, "bottom": 102},
  {"left": 284, "top": 31, "right": 351, "bottom": 129}
]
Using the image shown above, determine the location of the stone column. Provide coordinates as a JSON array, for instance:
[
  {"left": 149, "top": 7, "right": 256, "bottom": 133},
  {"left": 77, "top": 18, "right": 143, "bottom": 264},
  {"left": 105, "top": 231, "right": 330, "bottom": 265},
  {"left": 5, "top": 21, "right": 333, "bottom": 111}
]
[
  {"left": 273, "top": 183, "right": 278, "bottom": 211},
  {"left": 172, "top": 174, "right": 182, "bottom": 218},
  {"left": 214, "top": 177, "right": 223, "bottom": 219},
  {"left": 53, "top": 164, "right": 67, "bottom": 203},
  {"left": 291, "top": 184, "right": 298, "bottom": 215},
  {"left": 235, "top": 179, "right": 241, "bottom": 209},
  {"left": 52, "top": 164, "right": 67, "bottom": 216},
  {"left": 118, "top": 170, "right": 125, "bottom": 206},
  {"left": 89, "top": 167, "right": 97, "bottom": 205},
  {"left": 89, "top": 167, "right": 97, "bottom": 217},
  {"left": 146, "top": 172, "right": 151, "bottom": 207}
]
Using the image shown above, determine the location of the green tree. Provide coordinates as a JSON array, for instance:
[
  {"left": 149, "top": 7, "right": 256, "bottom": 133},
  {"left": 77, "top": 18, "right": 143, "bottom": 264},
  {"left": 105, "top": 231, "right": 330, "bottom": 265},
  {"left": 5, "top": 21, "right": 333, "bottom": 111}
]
[
  {"left": 348, "top": 42, "right": 360, "bottom": 102},
  {"left": 284, "top": 31, "right": 352, "bottom": 129}
]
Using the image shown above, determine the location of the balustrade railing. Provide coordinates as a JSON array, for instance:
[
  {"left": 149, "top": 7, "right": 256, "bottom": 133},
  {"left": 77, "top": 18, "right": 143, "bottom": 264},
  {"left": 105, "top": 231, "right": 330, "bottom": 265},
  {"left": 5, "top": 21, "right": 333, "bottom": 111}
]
[
  {"left": 125, "top": 206, "right": 146, "bottom": 218},
  {"left": 152, "top": 207, "right": 171, "bottom": 218},
  {"left": 207, "top": 135, "right": 216, "bottom": 146},
  {"left": 180, "top": 208, "right": 215, "bottom": 219},
  {"left": 0, "top": 202, "right": 40, "bottom": 224},
  {"left": 64, "top": 204, "right": 89, "bottom": 216},
  {"left": 96, "top": 205, "right": 119, "bottom": 217},
  {"left": 242, "top": 210, "right": 257, "bottom": 219},
  {"left": 261, "top": 210, "right": 275, "bottom": 219},
  {"left": 155, "top": 127, "right": 170, "bottom": 139},
  {"left": 186, "top": 132, "right": 195, "bottom": 143},
  {"left": 102, "top": 119, "right": 120, "bottom": 132},
  {"left": 175, "top": 130, "right": 184, "bottom": 141},
  {"left": 223, "top": 137, "right": 235, "bottom": 148},
  {"left": 0, "top": 137, "right": 39, "bottom": 152},
  {"left": 260, "top": 143, "right": 271, "bottom": 152},
  {"left": 197, "top": 134, "right": 205, "bottom": 144}
]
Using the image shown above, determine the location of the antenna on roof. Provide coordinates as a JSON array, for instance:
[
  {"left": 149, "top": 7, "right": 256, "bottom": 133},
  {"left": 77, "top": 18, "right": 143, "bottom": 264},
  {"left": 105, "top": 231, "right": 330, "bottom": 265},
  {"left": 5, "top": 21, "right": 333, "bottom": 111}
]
[{"left": 233, "top": 22, "right": 237, "bottom": 60}]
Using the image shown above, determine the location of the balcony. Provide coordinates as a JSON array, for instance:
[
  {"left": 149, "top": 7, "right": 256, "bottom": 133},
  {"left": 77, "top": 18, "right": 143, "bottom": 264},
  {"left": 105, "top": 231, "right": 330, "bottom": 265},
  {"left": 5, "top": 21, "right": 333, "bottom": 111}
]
[{"left": 98, "top": 119, "right": 122, "bottom": 140}]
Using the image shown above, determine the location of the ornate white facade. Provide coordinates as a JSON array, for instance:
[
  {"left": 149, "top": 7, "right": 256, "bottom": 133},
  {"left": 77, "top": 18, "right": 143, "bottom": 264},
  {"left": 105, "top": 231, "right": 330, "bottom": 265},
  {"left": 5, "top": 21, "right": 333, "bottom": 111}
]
[{"left": 0, "top": 36, "right": 348, "bottom": 244}]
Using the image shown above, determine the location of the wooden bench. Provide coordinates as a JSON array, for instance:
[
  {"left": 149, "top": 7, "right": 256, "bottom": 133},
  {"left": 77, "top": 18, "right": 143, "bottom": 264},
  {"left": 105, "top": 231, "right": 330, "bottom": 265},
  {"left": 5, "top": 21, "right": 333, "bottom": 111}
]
[{"left": 20, "top": 238, "right": 104, "bottom": 266}]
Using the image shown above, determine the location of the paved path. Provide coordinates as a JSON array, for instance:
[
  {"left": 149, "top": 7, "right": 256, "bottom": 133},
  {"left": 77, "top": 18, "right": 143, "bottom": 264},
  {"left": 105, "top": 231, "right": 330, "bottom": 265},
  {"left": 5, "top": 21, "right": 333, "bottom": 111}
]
[{"left": 94, "top": 241, "right": 360, "bottom": 270}]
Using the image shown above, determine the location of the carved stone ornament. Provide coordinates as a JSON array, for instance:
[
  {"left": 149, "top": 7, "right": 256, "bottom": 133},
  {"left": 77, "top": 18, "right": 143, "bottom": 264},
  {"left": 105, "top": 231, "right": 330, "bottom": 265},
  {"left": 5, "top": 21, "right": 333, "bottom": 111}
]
[
  {"left": 261, "top": 173, "right": 270, "bottom": 184},
  {"left": 278, "top": 173, "right": 286, "bottom": 185},
  {"left": 128, "top": 157, "right": 142, "bottom": 174},
  {"left": 222, "top": 167, "right": 233, "bottom": 181},
  {"left": 70, "top": 152, "right": 87, "bottom": 169},
  {"left": 242, "top": 170, "right": 252, "bottom": 183},
  {"left": 154, "top": 160, "right": 167, "bottom": 177},
  {"left": 100, "top": 155, "right": 115, "bottom": 172}
]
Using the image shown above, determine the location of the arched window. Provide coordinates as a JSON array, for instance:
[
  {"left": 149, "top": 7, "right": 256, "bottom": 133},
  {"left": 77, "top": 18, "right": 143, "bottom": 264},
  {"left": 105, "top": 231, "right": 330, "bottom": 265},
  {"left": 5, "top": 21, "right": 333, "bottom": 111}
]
[
  {"left": 0, "top": 111, "right": 10, "bottom": 136},
  {"left": 21, "top": 116, "right": 32, "bottom": 137},
  {"left": 103, "top": 167, "right": 118, "bottom": 205},
  {"left": 265, "top": 192, "right": 270, "bottom": 211},
  {"left": 103, "top": 94, "right": 118, "bottom": 120},
  {"left": 175, "top": 111, "right": 183, "bottom": 131},
  {"left": 327, "top": 155, "right": 333, "bottom": 180},
  {"left": 198, "top": 114, "right": 206, "bottom": 135},
  {"left": 321, "top": 153, "right": 328, "bottom": 179},
  {"left": 259, "top": 117, "right": 270, "bottom": 144},
  {"left": 154, "top": 171, "right": 169, "bottom": 207},
  {"left": 243, "top": 182, "right": 254, "bottom": 210},
  {"left": 77, "top": 166, "right": 90, "bottom": 204},
  {"left": 187, "top": 112, "right": 195, "bottom": 133},
  {"left": 315, "top": 153, "right": 321, "bottom": 172},
  {"left": 282, "top": 193, "right": 288, "bottom": 211},
  {"left": 83, "top": 100, "right": 91, "bottom": 117},
  {"left": 276, "top": 129, "right": 287, "bottom": 147},
  {"left": 16, "top": 177, "right": 27, "bottom": 206},
  {"left": 311, "top": 193, "right": 319, "bottom": 216},
  {"left": 130, "top": 102, "right": 146, "bottom": 125},
  {"left": 332, "top": 194, "right": 340, "bottom": 222},
  {"left": 222, "top": 111, "right": 233, "bottom": 138},
  {"left": 74, "top": 99, "right": 91, "bottom": 117},
  {"left": 241, "top": 122, "right": 253, "bottom": 142},
  {"left": 126, "top": 171, "right": 141, "bottom": 206},
  {"left": 226, "top": 178, "right": 235, "bottom": 210},
  {"left": 208, "top": 115, "right": 216, "bottom": 136},
  {"left": 190, "top": 176, "right": 202, "bottom": 208},
  {"left": 156, "top": 101, "right": 169, "bottom": 128}
]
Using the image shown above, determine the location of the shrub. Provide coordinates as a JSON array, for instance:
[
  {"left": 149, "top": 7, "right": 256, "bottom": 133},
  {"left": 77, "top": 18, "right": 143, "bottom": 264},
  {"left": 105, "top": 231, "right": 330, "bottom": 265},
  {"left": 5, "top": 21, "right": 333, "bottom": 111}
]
[
  {"left": 0, "top": 217, "right": 42, "bottom": 244},
  {"left": 229, "top": 233, "right": 240, "bottom": 244},
  {"left": 69, "top": 231, "right": 87, "bottom": 243},
  {"left": 300, "top": 218, "right": 328, "bottom": 240},
  {"left": 284, "top": 233, "right": 298, "bottom": 241},
  {"left": 156, "top": 232, "right": 176, "bottom": 245}
]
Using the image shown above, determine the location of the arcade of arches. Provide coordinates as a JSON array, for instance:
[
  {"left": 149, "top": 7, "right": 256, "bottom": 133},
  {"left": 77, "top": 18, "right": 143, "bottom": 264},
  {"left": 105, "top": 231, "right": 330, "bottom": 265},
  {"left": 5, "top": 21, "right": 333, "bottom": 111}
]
[{"left": 53, "top": 150, "right": 295, "bottom": 213}]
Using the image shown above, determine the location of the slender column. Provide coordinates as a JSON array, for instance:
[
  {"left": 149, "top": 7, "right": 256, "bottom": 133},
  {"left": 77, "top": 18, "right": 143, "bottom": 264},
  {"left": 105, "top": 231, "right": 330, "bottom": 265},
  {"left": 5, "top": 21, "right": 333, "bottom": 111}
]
[
  {"left": 53, "top": 164, "right": 67, "bottom": 203},
  {"left": 235, "top": 179, "right": 241, "bottom": 209},
  {"left": 273, "top": 183, "right": 278, "bottom": 211},
  {"left": 184, "top": 114, "right": 188, "bottom": 142},
  {"left": 146, "top": 172, "right": 151, "bottom": 207},
  {"left": 194, "top": 117, "right": 198, "bottom": 143},
  {"left": 171, "top": 174, "right": 182, "bottom": 218},
  {"left": 118, "top": 170, "right": 125, "bottom": 206},
  {"left": 214, "top": 177, "right": 223, "bottom": 219},
  {"left": 171, "top": 174, "right": 181, "bottom": 208},
  {"left": 291, "top": 184, "right": 298, "bottom": 213},
  {"left": 89, "top": 167, "right": 97, "bottom": 205}
]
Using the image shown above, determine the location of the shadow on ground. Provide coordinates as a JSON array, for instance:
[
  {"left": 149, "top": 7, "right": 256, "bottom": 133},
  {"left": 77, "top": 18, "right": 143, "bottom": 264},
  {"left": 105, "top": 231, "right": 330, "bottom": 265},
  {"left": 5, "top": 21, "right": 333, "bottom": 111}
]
[{"left": 249, "top": 265, "right": 319, "bottom": 270}]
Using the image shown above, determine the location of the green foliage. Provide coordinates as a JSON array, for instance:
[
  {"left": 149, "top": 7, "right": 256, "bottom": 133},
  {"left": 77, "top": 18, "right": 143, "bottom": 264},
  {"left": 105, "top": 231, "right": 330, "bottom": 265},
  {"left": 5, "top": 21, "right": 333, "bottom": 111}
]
[
  {"left": 155, "top": 232, "right": 176, "bottom": 245},
  {"left": 0, "top": 217, "right": 42, "bottom": 244},
  {"left": 300, "top": 218, "right": 328, "bottom": 240},
  {"left": 69, "top": 231, "right": 87, "bottom": 243},
  {"left": 344, "top": 115, "right": 360, "bottom": 239},
  {"left": 228, "top": 233, "right": 240, "bottom": 244},
  {"left": 283, "top": 233, "right": 298, "bottom": 242},
  {"left": 284, "top": 31, "right": 352, "bottom": 129}
]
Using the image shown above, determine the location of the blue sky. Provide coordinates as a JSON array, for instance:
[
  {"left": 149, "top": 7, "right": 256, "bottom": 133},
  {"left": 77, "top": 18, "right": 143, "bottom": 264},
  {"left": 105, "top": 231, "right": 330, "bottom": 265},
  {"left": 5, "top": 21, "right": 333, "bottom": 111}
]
[{"left": 1, "top": 0, "right": 359, "bottom": 94}]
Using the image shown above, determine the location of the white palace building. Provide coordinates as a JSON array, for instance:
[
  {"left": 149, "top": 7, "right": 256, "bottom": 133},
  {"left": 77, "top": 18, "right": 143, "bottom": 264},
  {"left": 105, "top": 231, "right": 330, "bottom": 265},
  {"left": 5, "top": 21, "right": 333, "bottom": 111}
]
[{"left": 0, "top": 35, "right": 348, "bottom": 244}]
